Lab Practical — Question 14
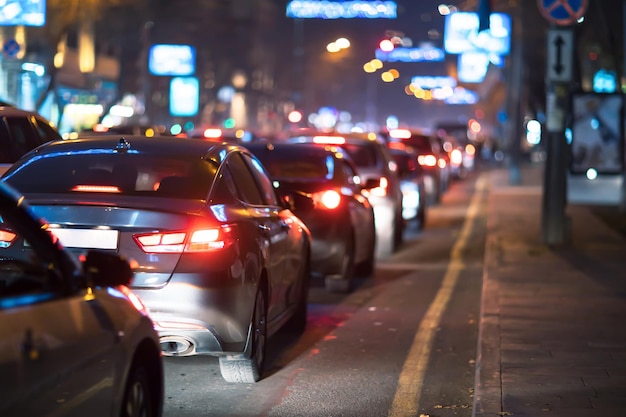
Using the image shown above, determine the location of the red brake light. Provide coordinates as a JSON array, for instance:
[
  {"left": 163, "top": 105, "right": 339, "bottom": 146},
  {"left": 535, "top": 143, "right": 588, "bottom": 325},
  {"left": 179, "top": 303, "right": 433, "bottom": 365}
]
[
  {"left": 203, "top": 128, "right": 222, "bottom": 139},
  {"left": 133, "top": 226, "right": 235, "bottom": 253},
  {"left": 388, "top": 129, "right": 411, "bottom": 139},
  {"left": 312, "top": 136, "right": 346, "bottom": 145},
  {"left": 312, "top": 190, "right": 341, "bottom": 209},
  {"left": 72, "top": 185, "right": 121, "bottom": 193},
  {"left": 0, "top": 229, "right": 17, "bottom": 247}
]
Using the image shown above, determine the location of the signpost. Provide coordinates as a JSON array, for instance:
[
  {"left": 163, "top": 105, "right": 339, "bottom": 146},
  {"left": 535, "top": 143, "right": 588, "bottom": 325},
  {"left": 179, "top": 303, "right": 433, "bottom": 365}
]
[{"left": 538, "top": 0, "right": 586, "bottom": 245}]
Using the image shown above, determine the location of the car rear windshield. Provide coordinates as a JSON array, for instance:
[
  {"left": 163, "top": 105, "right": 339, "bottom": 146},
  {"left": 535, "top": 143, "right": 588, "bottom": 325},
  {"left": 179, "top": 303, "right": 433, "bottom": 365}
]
[
  {"left": 4, "top": 153, "right": 218, "bottom": 199},
  {"left": 254, "top": 149, "right": 337, "bottom": 181},
  {"left": 339, "top": 143, "right": 379, "bottom": 169}
]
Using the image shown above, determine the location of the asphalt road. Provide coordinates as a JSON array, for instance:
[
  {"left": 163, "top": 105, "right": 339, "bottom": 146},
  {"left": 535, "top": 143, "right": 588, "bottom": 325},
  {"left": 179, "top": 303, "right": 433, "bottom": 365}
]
[{"left": 162, "top": 167, "right": 490, "bottom": 417}]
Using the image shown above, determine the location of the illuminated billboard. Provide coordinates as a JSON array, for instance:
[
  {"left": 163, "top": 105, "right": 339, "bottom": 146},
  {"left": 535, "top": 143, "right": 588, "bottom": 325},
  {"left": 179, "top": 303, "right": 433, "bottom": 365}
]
[
  {"left": 286, "top": 1, "right": 397, "bottom": 19},
  {"left": 149, "top": 44, "right": 195, "bottom": 76},
  {"left": 170, "top": 77, "right": 199, "bottom": 117},
  {"left": 0, "top": 0, "right": 46, "bottom": 26},
  {"left": 444, "top": 12, "right": 511, "bottom": 56}
]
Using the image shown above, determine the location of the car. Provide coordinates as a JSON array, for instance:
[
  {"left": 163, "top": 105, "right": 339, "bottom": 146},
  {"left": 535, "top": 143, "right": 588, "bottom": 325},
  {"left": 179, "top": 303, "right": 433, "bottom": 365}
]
[
  {"left": 2, "top": 135, "right": 312, "bottom": 384},
  {"left": 0, "top": 181, "right": 163, "bottom": 417},
  {"left": 287, "top": 130, "right": 404, "bottom": 259},
  {"left": 383, "top": 128, "right": 450, "bottom": 204},
  {"left": 390, "top": 146, "right": 428, "bottom": 230},
  {"left": 435, "top": 131, "right": 476, "bottom": 179},
  {"left": 0, "top": 105, "right": 63, "bottom": 174},
  {"left": 246, "top": 142, "right": 377, "bottom": 293}
]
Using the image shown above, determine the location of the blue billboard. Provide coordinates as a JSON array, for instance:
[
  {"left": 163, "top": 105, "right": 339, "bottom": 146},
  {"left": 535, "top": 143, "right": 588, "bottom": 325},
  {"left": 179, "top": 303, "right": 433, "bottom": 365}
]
[
  {"left": 149, "top": 44, "right": 195, "bottom": 76},
  {"left": 286, "top": 1, "right": 397, "bottom": 19},
  {"left": 0, "top": 0, "right": 46, "bottom": 26}
]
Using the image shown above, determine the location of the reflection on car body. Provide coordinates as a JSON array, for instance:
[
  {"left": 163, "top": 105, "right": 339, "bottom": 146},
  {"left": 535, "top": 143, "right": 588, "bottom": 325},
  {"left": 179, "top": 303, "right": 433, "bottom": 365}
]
[
  {"left": 0, "top": 181, "right": 163, "bottom": 417},
  {"left": 2, "top": 135, "right": 312, "bottom": 384},
  {"left": 247, "top": 142, "right": 377, "bottom": 293}
]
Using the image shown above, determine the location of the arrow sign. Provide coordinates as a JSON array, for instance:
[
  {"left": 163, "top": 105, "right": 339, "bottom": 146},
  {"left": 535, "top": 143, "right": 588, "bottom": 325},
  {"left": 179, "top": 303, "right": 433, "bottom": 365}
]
[{"left": 547, "top": 28, "right": 573, "bottom": 82}]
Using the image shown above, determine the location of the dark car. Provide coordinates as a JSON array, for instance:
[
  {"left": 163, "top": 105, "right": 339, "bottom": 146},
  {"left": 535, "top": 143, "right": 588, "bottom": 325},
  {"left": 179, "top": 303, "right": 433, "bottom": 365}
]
[
  {"left": 2, "top": 136, "right": 312, "bottom": 383},
  {"left": 384, "top": 128, "right": 450, "bottom": 204},
  {"left": 390, "top": 146, "right": 428, "bottom": 230},
  {"left": 247, "top": 142, "right": 377, "bottom": 293},
  {"left": 0, "top": 105, "right": 62, "bottom": 174},
  {"left": 0, "top": 181, "right": 163, "bottom": 416},
  {"left": 287, "top": 130, "right": 404, "bottom": 259}
]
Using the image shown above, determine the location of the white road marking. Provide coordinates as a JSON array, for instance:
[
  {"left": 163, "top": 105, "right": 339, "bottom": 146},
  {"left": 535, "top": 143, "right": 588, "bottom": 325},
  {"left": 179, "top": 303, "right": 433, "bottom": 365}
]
[{"left": 388, "top": 174, "right": 488, "bottom": 417}]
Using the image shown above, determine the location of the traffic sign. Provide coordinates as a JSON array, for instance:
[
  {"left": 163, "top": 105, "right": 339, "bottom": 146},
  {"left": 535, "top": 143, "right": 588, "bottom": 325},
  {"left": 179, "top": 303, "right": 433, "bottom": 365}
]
[
  {"left": 2, "top": 39, "right": 20, "bottom": 58},
  {"left": 537, "top": 0, "right": 588, "bottom": 26},
  {"left": 546, "top": 28, "right": 573, "bottom": 82}
]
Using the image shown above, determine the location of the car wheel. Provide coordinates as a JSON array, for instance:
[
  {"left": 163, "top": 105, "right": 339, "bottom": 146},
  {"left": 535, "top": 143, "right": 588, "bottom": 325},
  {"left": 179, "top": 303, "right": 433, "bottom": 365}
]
[
  {"left": 121, "top": 362, "right": 156, "bottom": 417},
  {"left": 219, "top": 289, "right": 267, "bottom": 383},
  {"left": 284, "top": 256, "right": 310, "bottom": 333},
  {"left": 325, "top": 235, "right": 354, "bottom": 293}
]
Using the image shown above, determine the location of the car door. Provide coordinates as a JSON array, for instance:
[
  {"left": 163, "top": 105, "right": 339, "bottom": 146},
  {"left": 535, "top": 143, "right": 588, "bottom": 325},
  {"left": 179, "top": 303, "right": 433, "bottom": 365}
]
[
  {"left": 0, "top": 235, "right": 119, "bottom": 416},
  {"left": 226, "top": 152, "right": 291, "bottom": 323}
]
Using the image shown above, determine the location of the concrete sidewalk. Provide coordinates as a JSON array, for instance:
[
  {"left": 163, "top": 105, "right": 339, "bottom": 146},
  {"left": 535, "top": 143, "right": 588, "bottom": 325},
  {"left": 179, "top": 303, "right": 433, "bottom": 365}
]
[{"left": 473, "top": 162, "right": 626, "bottom": 417}]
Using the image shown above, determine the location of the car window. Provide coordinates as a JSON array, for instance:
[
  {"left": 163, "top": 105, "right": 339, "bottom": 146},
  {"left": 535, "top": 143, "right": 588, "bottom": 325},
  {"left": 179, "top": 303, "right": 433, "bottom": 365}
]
[
  {"left": 226, "top": 153, "right": 264, "bottom": 205},
  {"left": 243, "top": 153, "right": 279, "bottom": 206},
  {"left": 0, "top": 116, "right": 40, "bottom": 163},
  {"left": 210, "top": 165, "right": 239, "bottom": 205},
  {"left": 341, "top": 143, "right": 378, "bottom": 168},
  {"left": 33, "top": 117, "right": 62, "bottom": 142},
  {"left": 4, "top": 153, "right": 216, "bottom": 199}
]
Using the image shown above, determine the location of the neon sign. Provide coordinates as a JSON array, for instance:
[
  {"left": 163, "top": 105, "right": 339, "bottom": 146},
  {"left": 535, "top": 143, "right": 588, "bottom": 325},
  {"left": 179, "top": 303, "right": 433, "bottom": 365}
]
[
  {"left": 286, "top": 1, "right": 397, "bottom": 19},
  {"left": 375, "top": 46, "right": 444, "bottom": 62}
]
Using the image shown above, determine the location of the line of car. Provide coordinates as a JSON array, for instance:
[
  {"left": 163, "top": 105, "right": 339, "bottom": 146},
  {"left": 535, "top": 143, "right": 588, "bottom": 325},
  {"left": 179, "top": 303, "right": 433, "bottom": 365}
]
[{"left": 0, "top": 109, "right": 474, "bottom": 415}]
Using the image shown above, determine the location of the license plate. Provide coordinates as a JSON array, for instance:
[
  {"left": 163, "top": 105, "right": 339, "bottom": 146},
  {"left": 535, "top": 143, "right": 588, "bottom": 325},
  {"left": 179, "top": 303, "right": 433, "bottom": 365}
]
[{"left": 50, "top": 228, "right": 119, "bottom": 250}]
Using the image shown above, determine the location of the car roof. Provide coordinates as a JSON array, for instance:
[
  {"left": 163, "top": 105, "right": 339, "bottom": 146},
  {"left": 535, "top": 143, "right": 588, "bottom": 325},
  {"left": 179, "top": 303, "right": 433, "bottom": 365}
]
[
  {"left": 28, "top": 135, "right": 247, "bottom": 161},
  {"left": 0, "top": 105, "right": 50, "bottom": 118}
]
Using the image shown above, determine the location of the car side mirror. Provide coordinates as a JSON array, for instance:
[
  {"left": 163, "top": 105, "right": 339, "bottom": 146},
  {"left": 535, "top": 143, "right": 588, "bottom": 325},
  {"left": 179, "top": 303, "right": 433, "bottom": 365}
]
[
  {"left": 362, "top": 178, "right": 381, "bottom": 190},
  {"left": 83, "top": 250, "right": 134, "bottom": 287},
  {"left": 279, "top": 190, "right": 313, "bottom": 211}
]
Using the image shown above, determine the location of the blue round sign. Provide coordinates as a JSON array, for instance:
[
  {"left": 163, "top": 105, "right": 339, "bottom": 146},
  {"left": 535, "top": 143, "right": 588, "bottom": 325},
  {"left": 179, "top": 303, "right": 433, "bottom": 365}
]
[
  {"left": 3, "top": 39, "right": 20, "bottom": 58},
  {"left": 537, "top": 0, "right": 588, "bottom": 26}
]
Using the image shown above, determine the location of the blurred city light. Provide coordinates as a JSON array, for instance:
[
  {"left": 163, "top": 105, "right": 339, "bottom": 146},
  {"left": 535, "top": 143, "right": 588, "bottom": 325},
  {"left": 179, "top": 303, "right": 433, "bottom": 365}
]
[{"left": 286, "top": 1, "right": 398, "bottom": 19}]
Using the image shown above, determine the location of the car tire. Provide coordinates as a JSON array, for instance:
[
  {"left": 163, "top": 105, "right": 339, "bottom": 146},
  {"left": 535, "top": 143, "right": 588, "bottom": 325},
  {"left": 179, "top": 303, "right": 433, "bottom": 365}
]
[
  {"left": 219, "top": 289, "right": 267, "bottom": 383},
  {"left": 325, "top": 235, "right": 354, "bottom": 293},
  {"left": 121, "top": 361, "right": 157, "bottom": 417}
]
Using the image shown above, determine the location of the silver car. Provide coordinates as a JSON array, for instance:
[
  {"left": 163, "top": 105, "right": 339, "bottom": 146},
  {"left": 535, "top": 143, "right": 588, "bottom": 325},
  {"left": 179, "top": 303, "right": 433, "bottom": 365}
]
[
  {"left": 3, "top": 136, "right": 312, "bottom": 383},
  {"left": 0, "top": 181, "right": 163, "bottom": 417}
]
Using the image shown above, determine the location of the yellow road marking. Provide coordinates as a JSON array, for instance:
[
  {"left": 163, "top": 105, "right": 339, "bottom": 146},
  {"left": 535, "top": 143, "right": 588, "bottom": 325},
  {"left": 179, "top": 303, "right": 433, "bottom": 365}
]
[{"left": 388, "top": 174, "right": 488, "bottom": 417}]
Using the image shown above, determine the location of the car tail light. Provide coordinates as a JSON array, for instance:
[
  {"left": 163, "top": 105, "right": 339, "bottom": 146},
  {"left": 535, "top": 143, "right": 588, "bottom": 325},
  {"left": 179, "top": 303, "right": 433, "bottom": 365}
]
[
  {"left": 133, "top": 225, "right": 235, "bottom": 253},
  {"left": 203, "top": 128, "right": 222, "bottom": 139},
  {"left": 312, "top": 136, "right": 346, "bottom": 145},
  {"left": 388, "top": 129, "right": 411, "bottom": 139},
  {"left": 72, "top": 185, "right": 121, "bottom": 193},
  {"left": 312, "top": 190, "right": 341, "bottom": 209},
  {"left": 0, "top": 229, "right": 17, "bottom": 248},
  {"left": 417, "top": 154, "right": 437, "bottom": 167},
  {"left": 117, "top": 285, "right": 148, "bottom": 314},
  {"left": 450, "top": 149, "right": 463, "bottom": 165}
]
